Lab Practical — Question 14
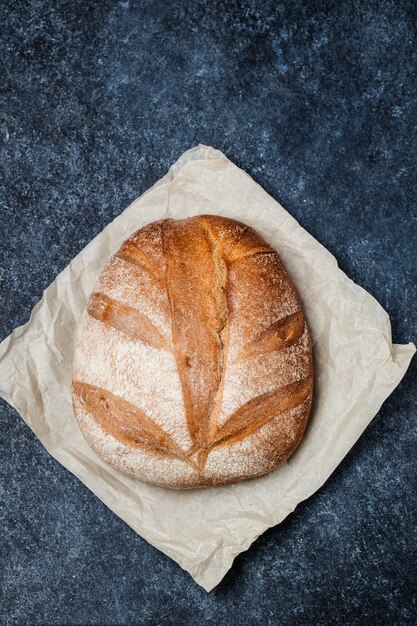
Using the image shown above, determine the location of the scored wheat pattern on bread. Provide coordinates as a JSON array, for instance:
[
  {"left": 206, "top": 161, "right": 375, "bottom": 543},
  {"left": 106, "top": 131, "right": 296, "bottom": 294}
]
[{"left": 72, "top": 215, "right": 313, "bottom": 488}]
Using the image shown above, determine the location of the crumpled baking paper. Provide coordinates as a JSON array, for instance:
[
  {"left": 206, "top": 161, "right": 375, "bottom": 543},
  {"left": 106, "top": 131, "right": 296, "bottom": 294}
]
[{"left": 0, "top": 145, "right": 414, "bottom": 592}]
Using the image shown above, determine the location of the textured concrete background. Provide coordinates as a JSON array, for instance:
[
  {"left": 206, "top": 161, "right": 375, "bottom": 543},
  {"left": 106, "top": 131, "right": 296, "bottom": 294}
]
[{"left": 1, "top": 1, "right": 416, "bottom": 624}]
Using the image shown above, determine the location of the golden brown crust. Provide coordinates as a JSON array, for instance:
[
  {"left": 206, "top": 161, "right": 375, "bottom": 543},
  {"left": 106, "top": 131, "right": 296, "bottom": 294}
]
[
  {"left": 161, "top": 218, "right": 228, "bottom": 450},
  {"left": 72, "top": 215, "right": 313, "bottom": 488},
  {"left": 87, "top": 292, "right": 170, "bottom": 351},
  {"left": 73, "top": 381, "right": 190, "bottom": 462},
  {"left": 116, "top": 221, "right": 166, "bottom": 283},
  {"left": 210, "top": 376, "right": 312, "bottom": 448}
]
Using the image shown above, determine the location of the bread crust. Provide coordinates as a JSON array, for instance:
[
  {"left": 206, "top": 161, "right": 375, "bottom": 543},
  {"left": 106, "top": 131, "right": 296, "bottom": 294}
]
[{"left": 72, "top": 215, "right": 313, "bottom": 488}]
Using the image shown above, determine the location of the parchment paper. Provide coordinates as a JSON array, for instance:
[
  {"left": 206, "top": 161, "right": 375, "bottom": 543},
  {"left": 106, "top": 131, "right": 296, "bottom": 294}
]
[{"left": 0, "top": 145, "right": 414, "bottom": 592}]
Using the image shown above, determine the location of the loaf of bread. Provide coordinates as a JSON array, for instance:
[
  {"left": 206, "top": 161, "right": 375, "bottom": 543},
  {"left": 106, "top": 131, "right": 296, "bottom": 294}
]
[{"left": 72, "top": 215, "right": 313, "bottom": 488}]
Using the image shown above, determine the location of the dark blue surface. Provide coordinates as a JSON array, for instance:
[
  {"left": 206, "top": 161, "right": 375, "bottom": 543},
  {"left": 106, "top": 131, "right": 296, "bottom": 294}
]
[{"left": 1, "top": 1, "right": 416, "bottom": 624}]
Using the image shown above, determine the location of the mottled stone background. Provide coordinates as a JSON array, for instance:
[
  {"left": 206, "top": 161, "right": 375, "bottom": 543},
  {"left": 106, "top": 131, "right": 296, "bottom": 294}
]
[{"left": 1, "top": 1, "right": 416, "bottom": 624}]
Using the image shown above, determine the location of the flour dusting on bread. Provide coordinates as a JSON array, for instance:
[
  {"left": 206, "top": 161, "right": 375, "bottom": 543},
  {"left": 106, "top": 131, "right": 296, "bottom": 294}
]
[{"left": 72, "top": 215, "right": 313, "bottom": 488}]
